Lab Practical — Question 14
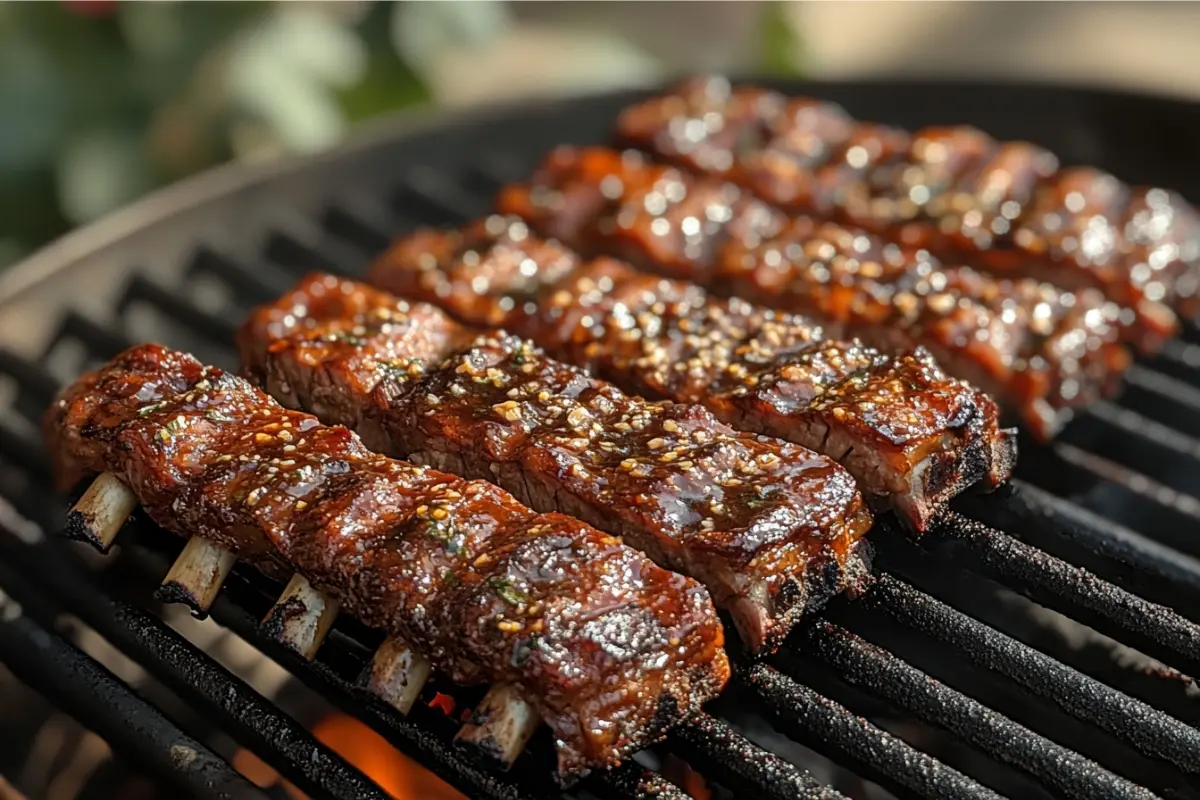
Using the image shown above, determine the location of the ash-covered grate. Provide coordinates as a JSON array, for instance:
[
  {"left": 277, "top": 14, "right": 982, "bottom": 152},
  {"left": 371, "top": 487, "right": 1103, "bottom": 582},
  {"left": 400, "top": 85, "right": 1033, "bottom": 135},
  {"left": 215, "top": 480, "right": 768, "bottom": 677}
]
[{"left": 2, "top": 80, "right": 1200, "bottom": 800}]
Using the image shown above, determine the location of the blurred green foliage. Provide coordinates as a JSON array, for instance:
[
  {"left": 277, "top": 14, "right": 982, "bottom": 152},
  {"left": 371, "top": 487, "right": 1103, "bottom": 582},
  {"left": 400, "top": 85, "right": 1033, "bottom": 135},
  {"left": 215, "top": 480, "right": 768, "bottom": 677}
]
[
  {"left": 0, "top": 1, "right": 429, "bottom": 267},
  {"left": 0, "top": 1, "right": 800, "bottom": 269}
]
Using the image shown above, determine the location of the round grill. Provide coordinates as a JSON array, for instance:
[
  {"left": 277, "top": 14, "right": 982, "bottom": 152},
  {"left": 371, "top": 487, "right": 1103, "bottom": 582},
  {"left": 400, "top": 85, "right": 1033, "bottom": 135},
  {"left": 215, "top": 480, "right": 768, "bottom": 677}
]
[{"left": 1, "top": 79, "right": 1199, "bottom": 800}]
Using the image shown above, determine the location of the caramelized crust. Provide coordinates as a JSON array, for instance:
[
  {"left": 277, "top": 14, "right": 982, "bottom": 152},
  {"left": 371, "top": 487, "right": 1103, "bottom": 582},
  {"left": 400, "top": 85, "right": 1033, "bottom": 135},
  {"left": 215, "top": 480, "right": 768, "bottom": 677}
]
[
  {"left": 615, "top": 76, "right": 1200, "bottom": 349},
  {"left": 45, "top": 343, "right": 730, "bottom": 780},
  {"left": 240, "top": 274, "right": 875, "bottom": 653},
  {"left": 372, "top": 222, "right": 1015, "bottom": 527},
  {"left": 495, "top": 148, "right": 1131, "bottom": 439}
]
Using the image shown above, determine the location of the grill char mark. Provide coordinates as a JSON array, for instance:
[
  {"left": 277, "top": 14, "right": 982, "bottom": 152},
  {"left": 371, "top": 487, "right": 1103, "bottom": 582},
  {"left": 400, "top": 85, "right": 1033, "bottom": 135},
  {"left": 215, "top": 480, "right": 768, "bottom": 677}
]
[
  {"left": 614, "top": 75, "right": 1200, "bottom": 350},
  {"left": 44, "top": 342, "right": 730, "bottom": 782},
  {"left": 494, "top": 147, "right": 1132, "bottom": 440},
  {"left": 238, "top": 273, "right": 874, "bottom": 654},
  {"left": 370, "top": 219, "right": 1015, "bottom": 528}
]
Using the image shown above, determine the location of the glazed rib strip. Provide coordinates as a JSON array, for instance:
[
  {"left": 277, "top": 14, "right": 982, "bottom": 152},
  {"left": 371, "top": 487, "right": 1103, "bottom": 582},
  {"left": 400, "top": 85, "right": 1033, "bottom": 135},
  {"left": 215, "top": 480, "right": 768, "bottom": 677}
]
[
  {"left": 372, "top": 218, "right": 1016, "bottom": 529},
  {"left": 495, "top": 149, "right": 1132, "bottom": 440},
  {"left": 44, "top": 343, "right": 730, "bottom": 781},
  {"left": 238, "top": 273, "right": 875, "bottom": 654},
  {"left": 614, "top": 75, "right": 1200, "bottom": 350}
]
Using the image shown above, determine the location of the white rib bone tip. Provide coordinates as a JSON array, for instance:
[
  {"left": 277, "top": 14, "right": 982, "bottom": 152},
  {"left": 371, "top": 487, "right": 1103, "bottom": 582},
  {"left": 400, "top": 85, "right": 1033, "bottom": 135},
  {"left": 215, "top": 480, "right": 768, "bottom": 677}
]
[
  {"left": 456, "top": 683, "right": 540, "bottom": 769},
  {"left": 65, "top": 473, "right": 138, "bottom": 551},
  {"left": 155, "top": 536, "right": 238, "bottom": 618},
  {"left": 260, "top": 573, "right": 340, "bottom": 660}
]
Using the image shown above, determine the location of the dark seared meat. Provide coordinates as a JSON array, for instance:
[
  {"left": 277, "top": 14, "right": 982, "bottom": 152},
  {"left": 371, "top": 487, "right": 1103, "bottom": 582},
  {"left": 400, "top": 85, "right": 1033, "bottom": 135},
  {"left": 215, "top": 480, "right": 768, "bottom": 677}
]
[
  {"left": 615, "top": 77, "right": 1200, "bottom": 351},
  {"left": 44, "top": 343, "right": 730, "bottom": 780},
  {"left": 239, "top": 275, "right": 875, "bottom": 653},
  {"left": 372, "top": 222, "right": 1015, "bottom": 529},
  {"left": 495, "top": 150, "right": 1131, "bottom": 440},
  {"left": 717, "top": 218, "right": 1131, "bottom": 439},
  {"left": 498, "top": 147, "right": 784, "bottom": 283}
]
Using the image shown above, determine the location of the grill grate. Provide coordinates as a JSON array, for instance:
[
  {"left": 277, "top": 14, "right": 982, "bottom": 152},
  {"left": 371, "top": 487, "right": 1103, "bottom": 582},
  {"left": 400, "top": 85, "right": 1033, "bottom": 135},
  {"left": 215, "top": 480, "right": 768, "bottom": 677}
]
[{"left": 2, "top": 81, "right": 1200, "bottom": 800}]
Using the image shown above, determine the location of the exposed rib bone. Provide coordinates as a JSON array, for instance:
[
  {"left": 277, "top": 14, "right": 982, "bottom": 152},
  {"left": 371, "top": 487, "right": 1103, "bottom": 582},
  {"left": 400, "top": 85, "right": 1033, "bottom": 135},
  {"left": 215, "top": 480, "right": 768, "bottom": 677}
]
[
  {"left": 64, "top": 473, "right": 138, "bottom": 551},
  {"left": 456, "top": 684, "right": 541, "bottom": 768},
  {"left": 364, "top": 636, "right": 434, "bottom": 715},
  {"left": 259, "top": 573, "right": 341, "bottom": 660},
  {"left": 154, "top": 536, "right": 238, "bottom": 618}
]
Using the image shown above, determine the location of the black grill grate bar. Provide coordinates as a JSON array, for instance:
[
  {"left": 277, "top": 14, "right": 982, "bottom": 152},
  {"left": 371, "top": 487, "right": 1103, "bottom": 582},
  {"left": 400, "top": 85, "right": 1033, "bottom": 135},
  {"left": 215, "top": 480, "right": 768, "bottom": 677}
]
[
  {"left": 740, "top": 663, "right": 1003, "bottom": 800},
  {"left": 917, "top": 512, "right": 1200, "bottom": 678},
  {"left": 0, "top": 558, "right": 268, "bottom": 800},
  {"left": 984, "top": 481, "right": 1200, "bottom": 608},
  {"left": 184, "top": 245, "right": 282, "bottom": 304},
  {"left": 0, "top": 421, "right": 53, "bottom": 484},
  {"left": 1084, "top": 400, "right": 1200, "bottom": 463},
  {"left": 1052, "top": 443, "right": 1200, "bottom": 527},
  {"left": 864, "top": 573, "right": 1200, "bottom": 775},
  {"left": 196, "top": 548, "right": 733, "bottom": 800},
  {"left": 1122, "top": 364, "right": 1200, "bottom": 413},
  {"left": 56, "top": 310, "right": 138, "bottom": 365},
  {"left": 1150, "top": 340, "right": 1200, "bottom": 385},
  {"left": 792, "top": 621, "right": 1157, "bottom": 800},
  {"left": 117, "top": 275, "right": 240, "bottom": 346},
  {"left": 392, "top": 168, "right": 491, "bottom": 227},
  {"left": 0, "top": 346, "right": 60, "bottom": 406},
  {"left": 0, "top": 539, "right": 397, "bottom": 800},
  {"left": 668, "top": 712, "right": 848, "bottom": 800}
]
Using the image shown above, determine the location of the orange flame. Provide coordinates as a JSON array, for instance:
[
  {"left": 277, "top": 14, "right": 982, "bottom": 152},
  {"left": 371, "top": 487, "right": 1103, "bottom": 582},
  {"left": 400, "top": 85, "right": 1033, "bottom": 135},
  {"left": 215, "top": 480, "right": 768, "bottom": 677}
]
[{"left": 233, "top": 712, "right": 465, "bottom": 800}]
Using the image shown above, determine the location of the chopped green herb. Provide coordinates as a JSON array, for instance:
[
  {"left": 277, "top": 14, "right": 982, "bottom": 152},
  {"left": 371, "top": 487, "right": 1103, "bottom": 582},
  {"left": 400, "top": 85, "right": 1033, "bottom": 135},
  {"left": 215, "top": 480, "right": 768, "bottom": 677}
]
[
  {"left": 745, "top": 486, "right": 779, "bottom": 510},
  {"left": 488, "top": 576, "right": 529, "bottom": 606},
  {"left": 137, "top": 401, "right": 167, "bottom": 417},
  {"left": 442, "top": 569, "right": 459, "bottom": 588},
  {"left": 205, "top": 410, "right": 236, "bottom": 423},
  {"left": 425, "top": 519, "right": 463, "bottom": 555},
  {"left": 156, "top": 415, "right": 188, "bottom": 445}
]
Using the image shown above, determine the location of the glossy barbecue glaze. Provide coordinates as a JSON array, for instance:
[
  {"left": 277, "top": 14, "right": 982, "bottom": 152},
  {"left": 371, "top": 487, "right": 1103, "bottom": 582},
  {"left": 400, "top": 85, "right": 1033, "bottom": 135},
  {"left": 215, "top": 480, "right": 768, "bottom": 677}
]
[
  {"left": 239, "top": 274, "right": 874, "bottom": 653},
  {"left": 44, "top": 343, "right": 730, "bottom": 780},
  {"left": 496, "top": 148, "right": 1131, "bottom": 439},
  {"left": 371, "top": 219, "right": 1015, "bottom": 526},
  {"left": 615, "top": 75, "right": 1200, "bottom": 350}
]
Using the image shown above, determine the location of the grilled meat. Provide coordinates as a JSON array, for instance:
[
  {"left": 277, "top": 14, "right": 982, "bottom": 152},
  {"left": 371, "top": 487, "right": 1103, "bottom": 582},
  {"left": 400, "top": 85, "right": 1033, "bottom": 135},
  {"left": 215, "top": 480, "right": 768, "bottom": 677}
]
[
  {"left": 496, "top": 149, "right": 1131, "bottom": 439},
  {"left": 45, "top": 343, "right": 730, "bottom": 779},
  {"left": 372, "top": 218, "right": 1016, "bottom": 528},
  {"left": 615, "top": 76, "right": 1200, "bottom": 350},
  {"left": 239, "top": 274, "right": 875, "bottom": 653}
]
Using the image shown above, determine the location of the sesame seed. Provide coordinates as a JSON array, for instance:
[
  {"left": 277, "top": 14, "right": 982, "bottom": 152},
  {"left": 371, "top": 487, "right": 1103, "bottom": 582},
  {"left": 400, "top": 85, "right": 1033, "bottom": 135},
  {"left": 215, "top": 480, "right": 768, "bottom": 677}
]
[
  {"left": 647, "top": 437, "right": 666, "bottom": 450},
  {"left": 492, "top": 400, "right": 523, "bottom": 422},
  {"left": 432, "top": 508, "right": 448, "bottom": 520},
  {"left": 295, "top": 501, "right": 308, "bottom": 511},
  {"left": 663, "top": 420, "right": 679, "bottom": 433},
  {"left": 255, "top": 432, "right": 274, "bottom": 443},
  {"left": 497, "top": 620, "right": 521, "bottom": 632},
  {"left": 474, "top": 553, "right": 493, "bottom": 567}
]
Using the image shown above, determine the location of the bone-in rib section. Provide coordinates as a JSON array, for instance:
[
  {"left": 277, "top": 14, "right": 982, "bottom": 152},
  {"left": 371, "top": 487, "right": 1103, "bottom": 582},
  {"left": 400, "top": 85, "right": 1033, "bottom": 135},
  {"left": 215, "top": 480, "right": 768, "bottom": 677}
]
[
  {"left": 495, "top": 148, "right": 1133, "bottom": 439},
  {"left": 370, "top": 218, "right": 1016, "bottom": 530},
  {"left": 45, "top": 343, "right": 730, "bottom": 781},
  {"left": 614, "top": 76, "right": 1200, "bottom": 350},
  {"left": 238, "top": 273, "right": 874, "bottom": 654}
]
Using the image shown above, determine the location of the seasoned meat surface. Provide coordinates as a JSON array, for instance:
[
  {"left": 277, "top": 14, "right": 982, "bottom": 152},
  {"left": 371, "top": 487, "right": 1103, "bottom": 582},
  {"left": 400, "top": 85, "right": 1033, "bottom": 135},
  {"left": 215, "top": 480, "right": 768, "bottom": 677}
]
[
  {"left": 45, "top": 343, "right": 730, "bottom": 780},
  {"left": 495, "top": 148, "right": 1132, "bottom": 439},
  {"left": 240, "top": 274, "right": 875, "bottom": 653},
  {"left": 372, "top": 222, "right": 1015, "bottom": 527},
  {"left": 616, "top": 77, "right": 1200, "bottom": 349}
]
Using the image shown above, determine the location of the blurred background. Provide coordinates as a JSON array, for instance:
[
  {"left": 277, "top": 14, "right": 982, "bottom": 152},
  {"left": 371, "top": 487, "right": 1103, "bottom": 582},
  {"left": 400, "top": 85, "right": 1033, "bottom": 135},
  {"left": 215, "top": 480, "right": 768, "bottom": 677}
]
[{"left": 3, "top": 0, "right": 1200, "bottom": 273}]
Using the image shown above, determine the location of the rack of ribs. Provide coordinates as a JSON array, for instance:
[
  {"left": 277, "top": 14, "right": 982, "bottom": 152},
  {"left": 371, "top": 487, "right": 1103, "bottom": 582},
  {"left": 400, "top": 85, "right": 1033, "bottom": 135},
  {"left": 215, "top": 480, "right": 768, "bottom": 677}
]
[
  {"left": 371, "top": 219, "right": 1018, "bottom": 528},
  {"left": 238, "top": 273, "right": 875, "bottom": 656},
  {"left": 44, "top": 343, "right": 730, "bottom": 782},
  {"left": 614, "top": 75, "right": 1200, "bottom": 351},
  {"left": 494, "top": 147, "right": 1132, "bottom": 440}
]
